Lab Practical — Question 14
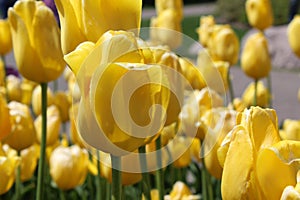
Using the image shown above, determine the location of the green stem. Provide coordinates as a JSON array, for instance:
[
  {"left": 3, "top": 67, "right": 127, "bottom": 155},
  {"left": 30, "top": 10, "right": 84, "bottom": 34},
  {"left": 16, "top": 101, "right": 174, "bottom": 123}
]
[
  {"left": 138, "top": 146, "right": 151, "bottom": 200},
  {"left": 96, "top": 151, "right": 102, "bottom": 200},
  {"left": 227, "top": 67, "right": 235, "bottom": 103},
  {"left": 106, "top": 181, "right": 111, "bottom": 200},
  {"left": 15, "top": 151, "right": 22, "bottom": 200},
  {"left": 155, "top": 137, "right": 164, "bottom": 200},
  {"left": 36, "top": 83, "right": 48, "bottom": 200},
  {"left": 111, "top": 155, "right": 122, "bottom": 200},
  {"left": 59, "top": 190, "right": 66, "bottom": 200},
  {"left": 267, "top": 74, "right": 272, "bottom": 107},
  {"left": 253, "top": 79, "right": 258, "bottom": 106}
]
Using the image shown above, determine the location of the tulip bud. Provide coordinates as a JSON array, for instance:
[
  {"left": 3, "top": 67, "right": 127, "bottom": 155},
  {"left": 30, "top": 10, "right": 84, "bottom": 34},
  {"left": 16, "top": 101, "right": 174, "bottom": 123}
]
[
  {"left": 0, "top": 155, "right": 20, "bottom": 195},
  {"left": 53, "top": 91, "right": 71, "bottom": 123},
  {"left": 4, "top": 101, "right": 36, "bottom": 151},
  {"left": 150, "top": 9, "right": 182, "bottom": 49},
  {"left": 288, "top": 15, "right": 300, "bottom": 57},
  {"left": 49, "top": 145, "right": 89, "bottom": 190},
  {"left": 196, "top": 15, "right": 215, "bottom": 47},
  {"left": 0, "top": 59, "right": 5, "bottom": 86},
  {"left": 208, "top": 25, "right": 240, "bottom": 65},
  {"left": 280, "top": 119, "right": 300, "bottom": 141},
  {"left": 246, "top": 0, "right": 273, "bottom": 30},
  {"left": 0, "top": 19, "right": 12, "bottom": 55},
  {"left": 169, "top": 137, "right": 192, "bottom": 168},
  {"left": 242, "top": 81, "right": 269, "bottom": 107},
  {"left": 0, "top": 95, "right": 11, "bottom": 141},
  {"left": 20, "top": 144, "right": 39, "bottom": 182},
  {"left": 241, "top": 32, "right": 271, "bottom": 79},
  {"left": 31, "top": 85, "right": 54, "bottom": 116},
  {"left": 69, "top": 103, "right": 86, "bottom": 148},
  {"left": 6, "top": 75, "right": 22, "bottom": 102},
  {"left": 35, "top": 105, "right": 61, "bottom": 146}
]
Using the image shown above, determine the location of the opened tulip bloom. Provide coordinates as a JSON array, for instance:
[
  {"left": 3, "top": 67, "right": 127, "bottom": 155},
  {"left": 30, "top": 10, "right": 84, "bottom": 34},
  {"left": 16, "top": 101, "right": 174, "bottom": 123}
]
[
  {"left": 288, "top": 15, "right": 300, "bottom": 57},
  {"left": 246, "top": 0, "right": 273, "bottom": 30},
  {"left": 0, "top": 19, "right": 12, "bottom": 55},
  {"left": 64, "top": 31, "right": 181, "bottom": 155},
  {"left": 8, "top": 0, "right": 65, "bottom": 83},
  {"left": 218, "top": 106, "right": 281, "bottom": 199},
  {"left": 54, "top": 0, "right": 142, "bottom": 54}
]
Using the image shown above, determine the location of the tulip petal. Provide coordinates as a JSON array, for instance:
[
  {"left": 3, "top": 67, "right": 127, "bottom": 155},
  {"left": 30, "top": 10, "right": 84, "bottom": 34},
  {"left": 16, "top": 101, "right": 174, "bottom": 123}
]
[
  {"left": 54, "top": 0, "right": 86, "bottom": 54},
  {"left": 256, "top": 140, "right": 300, "bottom": 199},
  {"left": 32, "top": 5, "right": 65, "bottom": 82},
  {"left": 82, "top": 0, "right": 142, "bottom": 42},
  {"left": 64, "top": 41, "right": 95, "bottom": 76}
]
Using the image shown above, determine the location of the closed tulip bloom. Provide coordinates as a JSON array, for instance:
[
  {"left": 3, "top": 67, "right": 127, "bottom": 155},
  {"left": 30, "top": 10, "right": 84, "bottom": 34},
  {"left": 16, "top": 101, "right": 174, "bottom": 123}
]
[
  {"left": 35, "top": 105, "right": 61, "bottom": 146},
  {"left": 168, "top": 181, "right": 192, "bottom": 199},
  {"left": 150, "top": 9, "right": 182, "bottom": 49},
  {"left": 280, "top": 119, "right": 300, "bottom": 141},
  {"left": 6, "top": 75, "right": 22, "bottom": 102},
  {"left": 218, "top": 106, "right": 281, "bottom": 199},
  {"left": 169, "top": 136, "right": 192, "bottom": 168},
  {"left": 0, "top": 155, "right": 20, "bottom": 195},
  {"left": 31, "top": 85, "right": 54, "bottom": 116},
  {"left": 246, "top": 0, "right": 273, "bottom": 31},
  {"left": 69, "top": 103, "right": 86, "bottom": 148},
  {"left": 54, "top": 0, "right": 142, "bottom": 54},
  {"left": 241, "top": 32, "right": 271, "bottom": 79},
  {"left": 53, "top": 91, "right": 71, "bottom": 123},
  {"left": 4, "top": 101, "right": 36, "bottom": 151},
  {"left": 49, "top": 145, "right": 88, "bottom": 190},
  {"left": 196, "top": 15, "right": 215, "bottom": 47},
  {"left": 8, "top": 0, "right": 65, "bottom": 83},
  {"left": 0, "top": 19, "right": 12, "bottom": 55},
  {"left": 155, "top": 0, "right": 183, "bottom": 20},
  {"left": 288, "top": 15, "right": 300, "bottom": 57},
  {"left": 0, "top": 95, "right": 11, "bottom": 141},
  {"left": 208, "top": 25, "right": 240, "bottom": 65},
  {"left": 20, "top": 80, "right": 35, "bottom": 106},
  {"left": 20, "top": 144, "right": 39, "bottom": 182},
  {"left": 242, "top": 81, "right": 269, "bottom": 107}
]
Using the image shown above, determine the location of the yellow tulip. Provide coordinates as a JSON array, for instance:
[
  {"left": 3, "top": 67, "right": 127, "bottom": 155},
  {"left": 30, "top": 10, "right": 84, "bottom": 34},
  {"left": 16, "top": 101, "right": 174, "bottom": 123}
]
[
  {"left": 245, "top": 0, "right": 273, "bottom": 31},
  {"left": 280, "top": 119, "right": 300, "bottom": 141},
  {"left": 241, "top": 32, "right": 271, "bottom": 80},
  {"left": 168, "top": 181, "right": 192, "bottom": 199},
  {"left": 4, "top": 101, "right": 36, "bottom": 151},
  {"left": 0, "top": 155, "right": 20, "bottom": 195},
  {"left": 150, "top": 9, "right": 182, "bottom": 49},
  {"left": 99, "top": 151, "right": 142, "bottom": 185},
  {"left": 0, "top": 95, "right": 11, "bottom": 141},
  {"left": 54, "top": 0, "right": 142, "bottom": 54},
  {"left": 49, "top": 145, "right": 88, "bottom": 190},
  {"left": 219, "top": 106, "right": 281, "bottom": 199},
  {"left": 160, "top": 122, "right": 176, "bottom": 147},
  {"left": 6, "top": 75, "right": 22, "bottom": 102},
  {"left": 214, "top": 61, "right": 229, "bottom": 91},
  {"left": 169, "top": 136, "right": 192, "bottom": 168},
  {"left": 65, "top": 31, "right": 171, "bottom": 155},
  {"left": 190, "top": 138, "right": 201, "bottom": 162},
  {"left": 8, "top": 0, "right": 65, "bottom": 83},
  {"left": 208, "top": 25, "right": 240, "bottom": 65},
  {"left": 196, "top": 15, "right": 215, "bottom": 47},
  {"left": 180, "top": 88, "right": 223, "bottom": 140},
  {"left": 179, "top": 57, "right": 207, "bottom": 90},
  {"left": 31, "top": 85, "right": 54, "bottom": 116},
  {"left": 204, "top": 108, "right": 237, "bottom": 179},
  {"left": 242, "top": 80, "right": 269, "bottom": 107},
  {"left": 0, "top": 19, "right": 12, "bottom": 55},
  {"left": 230, "top": 98, "right": 247, "bottom": 112},
  {"left": 53, "top": 91, "right": 71, "bottom": 123},
  {"left": 20, "top": 80, "right": 35, "bottom": 106},
  {"left": 69, "top": 103, "right": 86, "bottom": 148},
  {"left": 35, "top": 105, "right": 61, "bottom": 146},
  {"left": 155, "top": 0, "right": 183, "bottom": 20},
  {"left": 20, "top": 144, "right": 39, "bottom": 182},
  {"left": 142, "top": 189, "right": 159, "bottom": 200},
  {"left": 257, "top": 140, "right": 300, "bottom": 199},
  {"left": 288, "top": 15, "right": 300, "bottom": 57}
]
